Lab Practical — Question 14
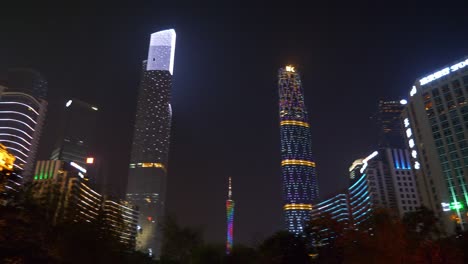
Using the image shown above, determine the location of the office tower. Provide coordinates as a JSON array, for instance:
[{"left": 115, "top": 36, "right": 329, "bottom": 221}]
[
  {"left": 102, "top": 200, "right": 139, "bottom": 248},
  {"left": 226, "top": 177, "right": 234, "bottom": 255},
  {"left": 126, "top": 29, "right": 176, "bottom": 257},
  {"left": 365, "top": 148, "right": 421, "bottom": 217},
  {"left": 311, "top": 151, "right": 378, "bottom": 244},
  {"left": 278, "top": 65, "right": 318, "bottom": 234},
  {"left": 33, "top": 160, "right": 102, "bottom": 224},
  {"left": 33, "top": 160, "right": 139, "bottom": 246},
  {"left": 376, "top": 99, "right": 407, "bottom": 148},
  {"left": 402, "top": 57, "right": 468, "bottom": 233},
  {"left": 50, "top": 99, "right": 99, "bottom": 168},
  {"left": 0, "top": 69, "right": 47, "bottom": 181}
]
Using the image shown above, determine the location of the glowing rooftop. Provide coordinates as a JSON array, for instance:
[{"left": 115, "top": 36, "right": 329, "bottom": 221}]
[{"left": 146, "top": 29, "right": 176, "bottom": 74}]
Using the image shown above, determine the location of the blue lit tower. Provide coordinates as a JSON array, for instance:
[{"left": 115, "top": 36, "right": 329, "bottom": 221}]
[
  {"left": 278, "top": 65, "right": 318, "bottom": 234},
  {"left": 126, "top": 29, "right": 176, "bottom": 258}
]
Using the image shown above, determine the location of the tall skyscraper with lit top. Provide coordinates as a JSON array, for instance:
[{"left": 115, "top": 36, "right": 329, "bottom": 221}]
[
  {"left": 226, "top": 177, "right": 234, "bottom": 255},
  {"left": 279, "top": 65, "right": 318, "bottom": 234},
  {"left": 126, "top": 29, "right": 176, "bottom": 258}
]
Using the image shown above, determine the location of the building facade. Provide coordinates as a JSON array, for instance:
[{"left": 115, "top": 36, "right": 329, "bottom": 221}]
[
  {"left": 102, "top": 200, "right": 139, "bottom": 248},
  {"left": 402, "top": 56, "right": 468, "bottom": 233},
  {"left": 33, "top": 160, "right": 139, "bottom": 246},
  {"left": 0, "top": 69, "right": 47, "bottom": 182},
  {"left": 50, "top": 99, "right": 99, "bottom": 168},
  {"left": 278, "top": 65, "right": 318, "bottom": 234},
  {"left": 126, "top": 29, "right": 176, "bottom": 257},
  {"left": 33, "top": 160, "right": 102, "bottom": 223},
  {"left": 376, "top": 99, "right": 406, "bottom": 148}
]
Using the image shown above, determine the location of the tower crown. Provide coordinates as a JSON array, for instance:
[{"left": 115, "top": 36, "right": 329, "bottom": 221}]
[{"left": 285, "top": 65, "right": 295, "bottom": 72}]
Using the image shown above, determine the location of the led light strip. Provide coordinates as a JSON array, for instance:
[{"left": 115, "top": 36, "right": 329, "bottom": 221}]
[
  {"left": 284, "top": 203, "right": 313, "bottom": 210},
  {"left": 0, "top": 102, "right": 39, "bottom": 115},
  {"left": 280, "top": 120, "right": 310, "bottom": 127},
  {"left": 281, "top": 159, "right": 316, "bottom": 167}
]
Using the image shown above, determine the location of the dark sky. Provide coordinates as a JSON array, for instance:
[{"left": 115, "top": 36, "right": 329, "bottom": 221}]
[{"left": 2, "top": 3, "right": 468, "bottom": 246}]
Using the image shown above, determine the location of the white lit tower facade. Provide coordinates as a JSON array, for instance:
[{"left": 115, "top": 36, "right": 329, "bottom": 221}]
[
  {"left": 0, "top": 69, "right": 47, "bottom": 187},
  {"left": 402, "top": 57, "right": 468, "bottom": 234},
  {"left": 126, "top": 29, "right": 176, "bottom": 257},
  {"left": 278, "top": 65, "right": 318, "bottom": 234}
]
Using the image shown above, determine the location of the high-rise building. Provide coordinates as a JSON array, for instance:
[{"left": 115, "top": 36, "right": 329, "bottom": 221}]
[
  {"left": 0, "top": 69, "right": 47, "bottom": 182},
  {"left": 376, "top": 99, "right": 406, "bottom": 148},
  {"left": 278, "top": 65, "right": 318, "bottom": 234},
  {"left": 33, "top": 160, "right": 102, "bottom": 224},
  {"left": 33, "top": 160, "right": 139, "bottom": 246},
  {"left": 312, "top": 151, "right": 378, "bottom": 225},
  {"left": 226, "top": 177, "right": 234, "bottom": 255},
  {"left": 102, "top": 200, "right": 139, "bottom": 248},
  {"left": 50, "top": 99, "right": 99, "bottom": 168},
  {"left": 126, "top": 29, "right": 176, "bottom": 257},
  {"left": 402, "top": 56, "right": 468, "bottom": 233}
]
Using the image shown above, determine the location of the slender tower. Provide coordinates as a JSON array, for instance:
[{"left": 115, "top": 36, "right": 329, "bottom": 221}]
[
  {"left": 278, "top": 65, "right": 318, "bottom": 234},
  {"left": 126, "top": 29, "right": 176, "bottom": 258},
  {"left": 226, "top": 177, "right": 234, "bottom": 255}
]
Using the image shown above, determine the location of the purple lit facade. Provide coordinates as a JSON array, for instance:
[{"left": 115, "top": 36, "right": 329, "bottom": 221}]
[{"left": 279, "top": 66, "right": 318, "bottom": 234}]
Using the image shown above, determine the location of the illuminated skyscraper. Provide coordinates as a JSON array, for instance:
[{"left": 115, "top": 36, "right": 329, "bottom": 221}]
[
  {"left": 126, "top": 29, "right": 176, "bottom": 257},
  {"left": 226, "top": 177, "right": 234, "bottom": 255},
  {"left": 402, "top": 56, "right": 468, "bottom": 233},
  {"left": 0, "top": 69, "right": 47, "bottom": 183},
  {"left": 278, "top": 65, "right": 318, "bottom": 234}
]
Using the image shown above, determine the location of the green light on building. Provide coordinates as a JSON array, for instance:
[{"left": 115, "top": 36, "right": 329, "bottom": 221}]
[{"left": 450, "top": 201, "right": 463, "bottom": 210}]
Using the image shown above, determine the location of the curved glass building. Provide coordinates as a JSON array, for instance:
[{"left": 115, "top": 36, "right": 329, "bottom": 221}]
[
  {"left": 278, "top": 65, "right": 318, "bottom": 234},
  {"left": 126, "top": 29, "right": 176, "bottom": 258},
  {"left": 0, "top": 69, "right": 47, "bottom": 186}
]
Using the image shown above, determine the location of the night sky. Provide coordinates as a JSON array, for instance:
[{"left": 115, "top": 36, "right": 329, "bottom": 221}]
[{"left": 2, "top": 3, "right": 468, "bottom": 246}]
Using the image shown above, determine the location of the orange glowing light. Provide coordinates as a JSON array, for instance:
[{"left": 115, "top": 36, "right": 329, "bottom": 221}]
[{"left": 86, "top": 157, "right": 94, "bottom": 164}]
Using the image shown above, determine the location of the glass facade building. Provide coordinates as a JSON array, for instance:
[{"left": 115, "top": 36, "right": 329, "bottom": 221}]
[
  {"left": 402, "top": 56, "right": 468, "bottom": 233},
  {"left": 50, "top": 99, "right": 99, "bottom": 168},
  {"left": 278, "top": 65, "right": 318, "bottom": 234},
  {"left": 126, "top": 29, "right": 176, "bottom": 258}
]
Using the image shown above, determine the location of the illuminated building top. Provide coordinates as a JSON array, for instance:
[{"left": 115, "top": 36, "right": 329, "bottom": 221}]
[
  {"left": 146, "top": 29, "right": 176, "bottom": 75},
  {"left": 418, "top": 58, "right": 468, "bottom": 86}
]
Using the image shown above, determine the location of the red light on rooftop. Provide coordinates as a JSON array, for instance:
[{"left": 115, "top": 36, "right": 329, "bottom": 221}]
[{"left": 86, "top": 157, "right": 94, "bottom": 164}]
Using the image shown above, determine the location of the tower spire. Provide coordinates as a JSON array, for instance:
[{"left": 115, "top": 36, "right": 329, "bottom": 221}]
[{"left": 228, "top": 176, "right": 232, "bottom": 200}]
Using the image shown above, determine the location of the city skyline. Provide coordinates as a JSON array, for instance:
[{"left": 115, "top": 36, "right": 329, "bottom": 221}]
[{"left": 2, "top": 4, "right": 468, "bottom": 246}]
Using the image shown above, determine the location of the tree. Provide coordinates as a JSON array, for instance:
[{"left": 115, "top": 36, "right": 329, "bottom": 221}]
[
  {"left": 257, "top": 231, "right": 311, "bottom": 264},
  {"left": 160, "top": 215, "right": 203, "bottom": 263}
]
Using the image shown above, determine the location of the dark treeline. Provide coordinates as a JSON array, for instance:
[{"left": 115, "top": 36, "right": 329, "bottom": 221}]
[{"left": 2, "top": 186, "right": 468, "bottom": 263}]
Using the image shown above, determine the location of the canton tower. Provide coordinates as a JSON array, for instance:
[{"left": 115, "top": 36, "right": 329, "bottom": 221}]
[
  {"left": 126, "top": 29, "right": 176, "bottom": 258},
  {"left": 278, "top": 65, "right": 318, "bottom": 234},
  {"left": 226, "top": 177, "right": 235, "bottom": 255}
]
